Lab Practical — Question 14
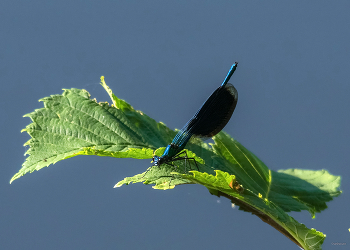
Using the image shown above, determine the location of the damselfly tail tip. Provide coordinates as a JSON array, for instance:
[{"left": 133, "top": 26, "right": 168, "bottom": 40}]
[{"left": 231, "top": 62, "right": 238, "bottom": 69}]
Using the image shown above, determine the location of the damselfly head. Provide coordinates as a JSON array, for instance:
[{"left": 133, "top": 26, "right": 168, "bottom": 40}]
[{"left": 152, "top": 155, "right": 161, "bottom": 166}]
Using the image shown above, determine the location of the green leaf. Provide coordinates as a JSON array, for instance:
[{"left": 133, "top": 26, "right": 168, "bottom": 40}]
[
  {"left": 14, "top": 78, "right": 342, "bottom": 249},
  {"left": 13, "top": 80, "right": 173, "bottom": 183}
]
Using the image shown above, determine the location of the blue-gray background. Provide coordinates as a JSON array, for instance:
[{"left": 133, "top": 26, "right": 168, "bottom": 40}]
[{"left": 1, "top": 1, "right": 349, "bottom": 249}]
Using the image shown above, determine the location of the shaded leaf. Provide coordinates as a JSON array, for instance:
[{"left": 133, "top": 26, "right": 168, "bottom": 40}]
[{"left": 178, "top": 170, "right": 326, "bottom": 250}]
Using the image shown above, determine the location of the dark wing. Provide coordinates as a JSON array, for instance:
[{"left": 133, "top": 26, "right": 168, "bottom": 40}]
[{"left": 172, "top": 83, "right": 238, "bottom": 147}]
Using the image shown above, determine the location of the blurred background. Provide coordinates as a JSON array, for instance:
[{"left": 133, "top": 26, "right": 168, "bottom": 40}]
[{"left": 1, "top": 1, "right": 349, "bottom": 249}]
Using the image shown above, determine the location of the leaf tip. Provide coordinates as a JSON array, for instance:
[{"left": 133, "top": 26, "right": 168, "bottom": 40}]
[
  {"left": 9, "top": 173, "right": 21, "bottom": 184},
  {"left": 114, "top": 183, "right": 123, "bottom": 188}
]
